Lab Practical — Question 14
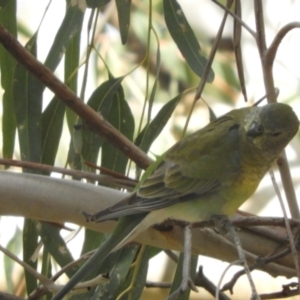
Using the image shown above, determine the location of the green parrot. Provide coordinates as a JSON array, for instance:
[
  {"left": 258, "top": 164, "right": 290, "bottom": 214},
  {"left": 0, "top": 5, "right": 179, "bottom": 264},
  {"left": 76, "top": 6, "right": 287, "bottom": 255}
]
[{"left": 52, "top": 102, "right": 299, "bottom": 299}]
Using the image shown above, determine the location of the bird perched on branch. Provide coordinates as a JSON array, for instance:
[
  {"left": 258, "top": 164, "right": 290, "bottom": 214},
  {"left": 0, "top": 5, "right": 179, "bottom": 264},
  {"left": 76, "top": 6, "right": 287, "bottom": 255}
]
[{"left": 53, "top": 102, "right": 299, "bottom": 300}]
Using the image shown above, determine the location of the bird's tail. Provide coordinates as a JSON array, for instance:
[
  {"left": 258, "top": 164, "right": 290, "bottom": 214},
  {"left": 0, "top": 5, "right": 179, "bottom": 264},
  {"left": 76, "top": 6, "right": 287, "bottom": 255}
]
[{"left": 52, "top": 213, "right": 148, "bottom": 300}]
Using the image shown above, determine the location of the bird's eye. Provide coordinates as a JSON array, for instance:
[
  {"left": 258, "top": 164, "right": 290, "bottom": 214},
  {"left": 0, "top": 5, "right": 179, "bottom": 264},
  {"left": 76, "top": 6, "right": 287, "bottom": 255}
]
[{"left": 256, "top": 124, "right": 264, "bottom": 133}]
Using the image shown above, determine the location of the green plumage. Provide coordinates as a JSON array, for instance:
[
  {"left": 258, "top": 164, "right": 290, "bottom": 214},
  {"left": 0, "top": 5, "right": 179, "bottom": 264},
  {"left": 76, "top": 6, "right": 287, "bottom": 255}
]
[{"left": 53, "top": 103, "right": 299, "bottom": 299}]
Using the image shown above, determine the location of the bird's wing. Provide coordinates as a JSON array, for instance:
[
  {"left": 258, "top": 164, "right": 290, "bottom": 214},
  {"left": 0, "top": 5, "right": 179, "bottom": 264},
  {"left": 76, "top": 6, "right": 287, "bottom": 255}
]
[{"left": 88, "top": 111, "right": 246, "bottom": 223}]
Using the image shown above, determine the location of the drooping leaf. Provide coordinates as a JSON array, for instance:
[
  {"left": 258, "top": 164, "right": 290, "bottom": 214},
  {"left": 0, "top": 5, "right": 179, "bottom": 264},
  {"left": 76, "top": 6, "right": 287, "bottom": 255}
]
[
  {"left": 41, "top": 249, "right": 53, "bottom": 300},
  {"left": 4, "top": 227, "right": 22, "bottom": 293},
  {"left": 41, "top": 96, "right": 65, "bottom": 168},
  {"left": 147, "top": 40, "right": 161, "bottom": 122},
  {"left": 23, "top": 220, "right": 38, "bottom": 293},
  {"left": 0, "top": 0, "right": 17, "bottom": 159},
  {"left": 81, "top": 77, "right": 124, "bottom": 164},
  {"left": 94, "top": 245, "right": 140, "bottom": 300},
  {"left": 86, "top": 0, "right": 110, "bottom": 8},
  {"left": 115, "top": 0, "right": 131, "bottom": 44},
  {"left": 135, "top": 93, "right": 182, "bottom": 153},
  {"left": 39, "top": 222, "right": 79, "bottom": 278},
  {"left": 101, "top": 84, "right": 134, "bottom": 174},
  {"left": 120, "top": 246, "right": 150, "bottom": 300},
  {"left": 64, "top": 22, "right": 82, "bottom": 173},
  {"left": 36, "top": 0, "right": 85, "bottom": 133},
  {"left": 163, "top": 0, "right": 214, "bottom": 82},
  {"left": 81, "top": 230, "right": 107, "bottom": 257},
  {"left": 13, "top": 34, "right": 42, "bottom": 167},
  {"left": 44, "top": 1, "right": 84, "bottom": 72},
  {"left": 65, "top": 27, "right": 81, "bottom": 132}
]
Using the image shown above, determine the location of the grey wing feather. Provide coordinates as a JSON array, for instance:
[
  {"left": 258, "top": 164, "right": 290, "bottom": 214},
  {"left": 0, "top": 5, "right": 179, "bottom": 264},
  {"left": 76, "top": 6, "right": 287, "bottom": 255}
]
[{"left": 88, "top": 161, "right": 220, "bottom": 223}]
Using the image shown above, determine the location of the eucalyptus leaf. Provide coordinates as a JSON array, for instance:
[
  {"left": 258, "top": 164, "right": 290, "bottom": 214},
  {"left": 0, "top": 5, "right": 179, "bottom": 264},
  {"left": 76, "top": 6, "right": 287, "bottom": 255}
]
[
  {"left": 101, "top": 84, "right": 134, "bottom": 174},
  {"left": 39, "top": 222, "right": 79, "bottom": 278},
  {"left": 163, "top": 0, "right": 214, "bottom": 82},
  {"left": 82, "top": 77, "right": 124, "bottom": 164},
  {"left": 135, "top": 93, "right": 182, "bottom": 153},
  {"left": 94, "top": 245, "right": 140, "bottom": 300},
  {"left": 0, "top": 0, "right": 17, "bottom": 159},
  {"left": 23, "top": 220, "right": 38, "bottom": 293},
  {"left": 41, "top": 97, "right": 65, "bottom": 168},
  {"left": 115, "top": 0, "right": 131, "bottom": 44},
  {"left": 86, "top": 0, "right": 110, "bottom": 8},
  {"left": 13, "top": 34, "right": 42, "bottom": 166}
]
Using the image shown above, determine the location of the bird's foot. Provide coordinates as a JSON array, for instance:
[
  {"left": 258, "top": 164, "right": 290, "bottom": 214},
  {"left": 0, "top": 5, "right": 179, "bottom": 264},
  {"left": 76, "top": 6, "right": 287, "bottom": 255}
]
[{"left": 210, "top": 214, "right": 230, "bottom": 235}]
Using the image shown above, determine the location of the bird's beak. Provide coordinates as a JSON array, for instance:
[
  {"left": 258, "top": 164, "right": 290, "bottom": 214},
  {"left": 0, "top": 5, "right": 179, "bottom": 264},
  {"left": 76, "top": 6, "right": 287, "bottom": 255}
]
[{"left": 247, "top": 121, "right": 264, "bottom": 137}]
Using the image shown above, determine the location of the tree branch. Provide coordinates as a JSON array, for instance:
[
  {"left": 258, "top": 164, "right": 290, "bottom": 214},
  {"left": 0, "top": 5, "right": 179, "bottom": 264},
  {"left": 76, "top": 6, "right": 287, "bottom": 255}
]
[
  {"left": 0, "top": 171, "right": 298, "bottom": 279},
  {"left": 0, "top": 24, "right": 152, "bottom": 170}
]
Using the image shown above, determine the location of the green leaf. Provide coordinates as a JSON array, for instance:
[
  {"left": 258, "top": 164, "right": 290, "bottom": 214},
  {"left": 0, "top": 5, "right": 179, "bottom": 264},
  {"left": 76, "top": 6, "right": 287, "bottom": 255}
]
[
  {"left": 135, "top": 93, "right": 182, "bottom": 153},
  {"left": 101, "top": 85, "right": 134, "bottom": 174},
  {"left": 44, "top": 2, "right": 84, "bottom": 72},
  {"left": 39, "top": 222, "right": 79, "bottom": 278},
  {"left": 41, "top": 248, "right": 52, "bottom": 298},
  {"left": 12, "top": 27, "right": 42, "bottom": 297},
  {"left": 41, "top": 248, "right": 52, "bottom": 277},
  {"left": 64, "top": 21, "right": 82, "bottom": 173},
  {"left": 120, "top": 246, "right": 150, "bottom": 300},
  {"left": 163, "top": 0, "right": 214, "bottom": 82},
  {"left": 41, "top": 96, "right": 65, "bottom": 168},
  {"left": 169, "top": 253, "right": 198, "bottom": 300},
  {"left": 0, "top": 0, "right": 17, "bottom": 159},
  {"left": 86, "top": 0, "right": 110, "bottom": 8},
  {"left": 147, "top": 42, "right": 161, "bottom": 122},
  {"left": 13, "top": 34, "right": 42, "bottom": 166},
  {"left": 81, "top": 77, "right": 124, "bottom": 164},
  {"left": 65, "top": 27, "right": 81, "bottom": 132},
  {"left": 4, "top": 227, "right": 22, "bottom": 293},
  {"left": 115, "top": 0, "right": 131, "bottom": 44},
  {"left": 23, "top": 220, "right": 38, "bottom": 293},
  {"left": 81, "top": 230, "right": 107, "bottom": 256},
  {"left": 0, "top": 0, "right": 11, "bottom": 9},
  {"left": 31, "top": 0, "right": 84, "bottom": 111},
  {"left": 95, "top": 245, "right": 140, "bottom": 300}
]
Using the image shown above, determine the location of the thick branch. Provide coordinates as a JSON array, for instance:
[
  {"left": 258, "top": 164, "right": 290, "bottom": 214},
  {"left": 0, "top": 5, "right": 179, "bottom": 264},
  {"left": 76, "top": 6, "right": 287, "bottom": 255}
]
[{"left": 0, "top": 171, "right": 297, "bottom": 279}]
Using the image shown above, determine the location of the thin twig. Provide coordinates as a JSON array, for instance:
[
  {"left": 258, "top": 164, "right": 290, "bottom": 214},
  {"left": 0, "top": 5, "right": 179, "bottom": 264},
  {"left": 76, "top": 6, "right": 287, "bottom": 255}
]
[
  {"left": 276, "top": 146, "right": 300, "bottom": 220},
  {"left": 260, "top": 282, "right": 299, "bottom": 299},
  {"left": 270, "top": 169, "right": 300, "bottom": 296},
  {"left": 230, "top": 215, "right": 300, "bottom": 228},
  {"left": 253, "top": 0, "right": 267, "bottom": 56},
  {"left": 164, "top": 249, "right": 179, "bottom": 263},
  {"left": 265, "top": 22, "right": 300, "bottom": 68},
  {"left": 0, "top": 158, "right": 136, "bottom": 189},
  {"left": 211, "top": 0, "right": 256, "bottom": 37},
  {"left": 219, "top": 216, "right": 260, "bottom": 300},
  {"left": 166, "top": 224, "right": 198, "bottom": 300},
  {"left": 195, "top": 266, "right": 231, "bottom": 300},
  {"left": 216, "top": 260, "right": 242, "bottom": 299}
]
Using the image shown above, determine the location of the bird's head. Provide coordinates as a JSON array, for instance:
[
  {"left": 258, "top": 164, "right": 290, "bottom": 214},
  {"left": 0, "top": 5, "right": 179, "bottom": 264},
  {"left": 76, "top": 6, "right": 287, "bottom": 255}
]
[{"left": 244, "top": 103, "right": 299, "bottom": 157}]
